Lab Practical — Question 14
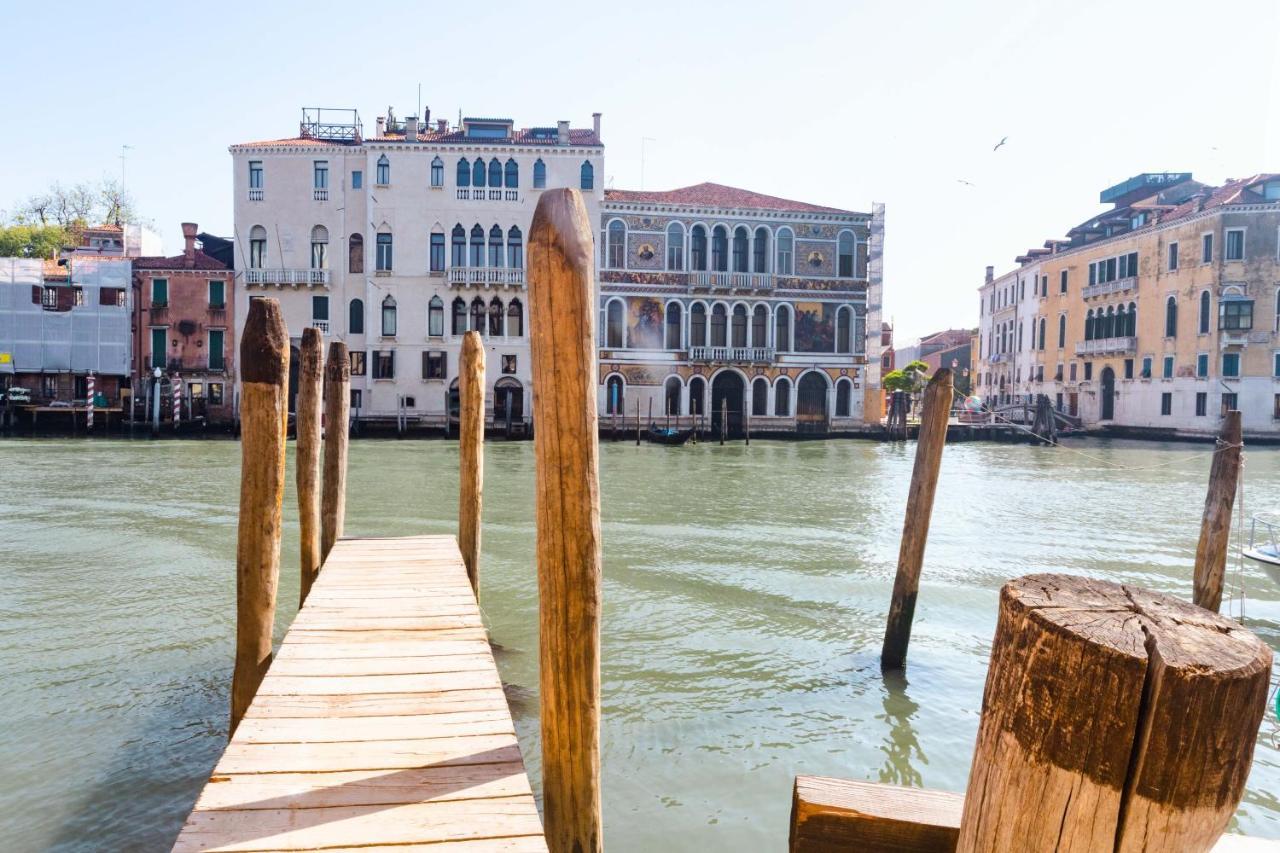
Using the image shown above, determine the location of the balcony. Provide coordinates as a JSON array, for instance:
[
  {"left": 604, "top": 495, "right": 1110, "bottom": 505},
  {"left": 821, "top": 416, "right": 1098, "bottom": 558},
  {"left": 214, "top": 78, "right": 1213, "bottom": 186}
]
[
  {"left": 447, "top": 267, "right": 525, "bottom": 287},
  {"left": 1081, "top": 277, "right": 1136, "bottom": 299},
  {"left": 689, "top": 346, "right": 775, "bottom": 364},
  {"left": 689, "top": 271, "right": 774, "bottom": 291},
  {"left": 313, "top": 188, "right": 329, "bottom": 201},
  {"left": 455, "top": 188, "right": 520, "bottom": 202},
  {"left": 248, "top": 188, "right": 263, "bottom": 202},
  {"left": 1075, "top": 336, "right": 1136, "bottom": 356},
  {"left": 312, "top": 320, "right": 331, "bottom": 333},
  {"left": 244, "top": 268, "right": 331, "bottom": 287}
]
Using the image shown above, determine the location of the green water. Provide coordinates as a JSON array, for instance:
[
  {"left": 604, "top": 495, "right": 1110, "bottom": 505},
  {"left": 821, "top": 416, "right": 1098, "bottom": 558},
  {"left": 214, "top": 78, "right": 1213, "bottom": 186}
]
[{"left": 3, "top": 437, "right": 1280, "bottom": 850}]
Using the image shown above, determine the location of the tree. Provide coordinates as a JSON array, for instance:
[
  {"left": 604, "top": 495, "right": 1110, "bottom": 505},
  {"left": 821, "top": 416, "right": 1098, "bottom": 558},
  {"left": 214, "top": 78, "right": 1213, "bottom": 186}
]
[
  {"left": 883, "top": 360, "right": 930, "bottom": 393},
  {"left": 0, "top": 224, "right": 71, "bottom": 259},
  {"left": 6, "top": 177, "right": 145, "bottom": 233},
  {"left": 99, "top": 178, "right": 141, "bottom": 226}
]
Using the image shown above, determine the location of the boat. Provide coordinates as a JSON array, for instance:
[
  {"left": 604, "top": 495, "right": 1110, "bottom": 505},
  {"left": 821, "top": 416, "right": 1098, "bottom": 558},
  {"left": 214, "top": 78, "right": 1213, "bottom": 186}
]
[
  {"left": 645, "top": 425, "right": 693, "bottom": 446},
  {"left": 1242, "top": 512, "right": 1280, "bottom": 578}
]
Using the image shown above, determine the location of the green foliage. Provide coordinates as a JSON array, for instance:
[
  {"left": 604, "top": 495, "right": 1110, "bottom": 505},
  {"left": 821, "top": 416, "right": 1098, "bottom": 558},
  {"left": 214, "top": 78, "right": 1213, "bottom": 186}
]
[
  {"left": 0, "top": 224, "right": 70, "bottom": 259},
  {"left": 883, "top": 360, "right": 930, "bottom": 393}
]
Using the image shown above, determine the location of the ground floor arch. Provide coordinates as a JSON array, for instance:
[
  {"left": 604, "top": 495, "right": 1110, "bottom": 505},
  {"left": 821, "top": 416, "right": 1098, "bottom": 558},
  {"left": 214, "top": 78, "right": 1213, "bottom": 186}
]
[
  {"left": 710, "top": 370, "right": 746, "bottom": 437},
  {"left": 797, "top": 371, "right": 829, "bottom": 433}
]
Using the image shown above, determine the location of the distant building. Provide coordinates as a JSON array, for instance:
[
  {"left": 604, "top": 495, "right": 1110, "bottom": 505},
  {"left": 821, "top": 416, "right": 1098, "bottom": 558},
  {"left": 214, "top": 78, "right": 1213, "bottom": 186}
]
[{"left": 70, "top": 223, "right": 163, "bottom": 258}]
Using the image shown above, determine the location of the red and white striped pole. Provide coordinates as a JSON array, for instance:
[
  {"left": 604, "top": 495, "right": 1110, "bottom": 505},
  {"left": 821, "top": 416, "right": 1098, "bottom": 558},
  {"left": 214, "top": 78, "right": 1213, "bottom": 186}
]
[
  {"left": 85, "top": 373, "right": 94, "bottom": 431},
  {"left": 172, "top": 374, "right": 181, "bottom": 429}
]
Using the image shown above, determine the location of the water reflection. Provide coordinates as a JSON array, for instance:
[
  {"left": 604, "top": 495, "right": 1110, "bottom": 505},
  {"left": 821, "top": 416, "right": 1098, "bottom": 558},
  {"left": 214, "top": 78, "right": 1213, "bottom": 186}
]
[{"left": 877, "top": 669, "right": 926, "bottom": 787}]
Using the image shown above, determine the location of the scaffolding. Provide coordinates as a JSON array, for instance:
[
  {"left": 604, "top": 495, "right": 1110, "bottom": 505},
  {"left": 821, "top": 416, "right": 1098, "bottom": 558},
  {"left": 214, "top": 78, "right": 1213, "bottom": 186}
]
[{"left": 299, "top": 108, "right": 362, "bottom": 143}]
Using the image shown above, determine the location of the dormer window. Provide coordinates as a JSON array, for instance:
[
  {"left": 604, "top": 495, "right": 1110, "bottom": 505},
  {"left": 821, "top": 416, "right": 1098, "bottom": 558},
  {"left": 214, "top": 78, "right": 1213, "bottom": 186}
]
[{"left": 464, "top": 119, "right": 514, "bottom": 139}]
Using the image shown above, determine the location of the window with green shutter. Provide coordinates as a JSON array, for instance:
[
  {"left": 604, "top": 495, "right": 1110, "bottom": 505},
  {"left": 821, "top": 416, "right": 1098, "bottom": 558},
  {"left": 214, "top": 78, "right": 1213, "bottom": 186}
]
[
  {"left": 209, "top": 280, "right": 225, "bottom": 308},
  {"left": 209, "top": 330, "right": 225, "bottom": 370},
  {"left": 152, "top": 278, "right": 168, "bottom": 306},
  {"left": 150, "top": 328, "right": 167, "bottom": 369}
]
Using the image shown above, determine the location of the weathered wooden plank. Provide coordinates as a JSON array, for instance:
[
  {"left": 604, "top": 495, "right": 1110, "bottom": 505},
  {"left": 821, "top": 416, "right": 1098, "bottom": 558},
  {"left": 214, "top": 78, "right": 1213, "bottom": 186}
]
[
  {"left": 255, "top": 669, "right": 501, "bottom": 697},
  {"left": 243, "top": 689, "right": 510, "bottom": 719},
  {"left": 266, "top": 654, "right": 498, "bottom": 678},
  {"left": 234, "top": 710, "right": 514, "bottom": 744},
  {"left": 273, "top": 639, "right": 493, "bottom": 661}
]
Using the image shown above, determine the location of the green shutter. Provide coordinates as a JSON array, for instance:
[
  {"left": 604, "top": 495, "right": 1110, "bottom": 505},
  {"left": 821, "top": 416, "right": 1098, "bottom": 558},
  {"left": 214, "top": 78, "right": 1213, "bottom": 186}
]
[
  {"left": 209, "top": 330, "right": 224, "bottom": 370},
  {"left": 209, "top": 280, "right": 225, "bottom": 307},
  {"left": 151, "top": 328, "right": 167, "bottom": 369}
]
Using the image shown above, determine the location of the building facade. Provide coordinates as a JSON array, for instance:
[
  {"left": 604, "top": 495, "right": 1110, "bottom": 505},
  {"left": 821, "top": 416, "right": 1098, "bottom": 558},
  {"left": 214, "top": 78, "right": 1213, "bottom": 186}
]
[
  {"left": 596, "top": 184, "right": 883, "bottom": 434},
  {"left": 976, "top": 261, "right": 1041, "bottom": 408},
  {"left": 230, "top": 107, "right": 603, "bottom": 427}
]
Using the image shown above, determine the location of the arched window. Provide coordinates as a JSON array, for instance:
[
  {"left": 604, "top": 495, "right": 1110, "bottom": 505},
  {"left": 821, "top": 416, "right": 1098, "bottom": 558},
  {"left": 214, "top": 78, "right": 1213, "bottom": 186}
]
[
  {"left": 664, "top": 376, "right": 682, "bottom": 417},
  {"left": 690, "top": 303, "right": 707, "bottom": 347},
  {"left": 469, "top": 225, "right": 484, "bottom": 267},
  {"left": 349, "top": 298, "right": 364, "bottom": 334},
  {"left": 504, "top": 158, "right": 518, "bottom": 188},
  {"left": 580, "top": 160, "right": 594, "bottom": 190},
  {"left": 452, "top": 297, "right": 467, "bottom": 335},
  {"left": 1126, "top": 301, "right": 1137, "bottom": 337},
  {"left": 431, "top": 156, "right": 444, "bottom": 187},
  {"left": 1037, "top": 317, "right": 1046, "bottom": 350},
  {"left": 689, "top": 376, "right": 705, "bottom": 416},
  {"left": 776, "top": 227, "right": 794, "bottom": 275},
  {"left": 376, "top": 231, "right": 392, "bottom": 271},
  {"left": 665, "top": 302, "right": 682, "bottom": 349},
  {"left": 507, "top": 226, "right": 523, "bottom": 268},
  {"left": 1058, "top": 314, "right": 1066, "bottom": 348},
  {"left": 507, "top": 299, "right": 523, "bottom": 337},
  {"left": 775, "top": 304, "right": 791, "bottom": 351},
  {"left": 1114, "top": 305, "right": 1125, "bottom": 339},
  {"left": 533, "top": 158, "right": 546, "bottom": 189},
  {"left": 607, "top": 220, "right": 626, "bottom": 269},
  {"left": 348, "top": 233, "right": 363, "bottom": 273},
  {"left": 753, "top": 227, "right": 769, "bottom": 272},
  {"left": 731, "top": 304, "right": 748, "bottom": 347},
  {"left": 836, "top": 379, "right": 852, "bottom": 417},
  {"left": 732, "top": 226, "right": 749, "bottom": 273},
  {"left": 1085, "top": 309, "right": 1094, "bottom": 341},
  {"left": 488, "top": 296, "right": 504, "bottom": 337},
  {"left": 606, "top": 299, "right": 624, "bottom": 348},
  {"left": 752, "top": 377, "right": 769, "bottom": 416},
  {"left": 1199, "top": 290, "right": 1211, "bottom": 334},
  {"left": 488, "top": 158, "right": 502, "bottom": 188},
  {"left": 376, "top": 155, "right": 390, "bottom": 185},
  {"left": 666, "top": 222, "right": 685, "bottom": 270},
  {"left": 690, "top": 225, "right": 707, "bottom": 271},
  {"left": 1165, "top": 295, "right": 1178, "bottom": 338},
  {"left": 456, "top": 158, "right": 470, "bottom": 187},
  {"left": 381, "top": 295, "right": 397, "bottom": 337},
  {"left": 428, "top": 296, "right": 443, "bottom": 337},
  {"left": 472, "top": 159, "right": 485, "bottom": 188},
  {"left": 775, "top": 377, "right": 791, "bottom": 416},
  {"left": 836, "top": 307, "right": 852, "bottom": 353},
  {"left": 470, "top": 297, "right": 486, "bottom": 334},
  {"left": 711, "top": 226, "right": 729, "bottom": 272},
  {"left": 494, "top": 377, "right": 523, "bottom": 423},
  {"left": 309, "top": 225, "right": 329, "bottom": 269},
  {"left": 838, "top": 231, "right": 855, "bottom": 277},
  {"left": 489, "top": 225, "right": 504, "bottom": 268},
  {"left": 752, "top": 305, "right": 767, "bottom": 347},
  {"left": 710, "top": 304, "right": 728, "bottom": 347},
  {"left": 451, "top": 225, "right": 466, "bottom": 267},
  {"left": 249, "top": 225, "right": 267, "bottom": 268},
  {"left": 605, "top": 375, "right": 624, "bottom": 414}
]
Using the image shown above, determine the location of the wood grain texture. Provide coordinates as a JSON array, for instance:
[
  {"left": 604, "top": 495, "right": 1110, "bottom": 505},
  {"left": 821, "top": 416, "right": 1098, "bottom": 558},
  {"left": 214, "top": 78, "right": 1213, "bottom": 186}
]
[
  {"left": 459, "top": 331, "right": 485, "bottom": 597},
  {"left": 1194, "top": 409, "right": 1242, "bottom": 612},
  {"left": 881, "top": 368, "right": 952, "bottom": 669},
  {"left": 295, "top": 327, "right": 323, "bottom": 606},
  {"left": 231, "top": 298, "right": 290, "bottom": 735},
  {"left": 320, "top": 341, "right": 350, "bottom": 561},
  {"left": 528, "top": 188, "right": 603, "bottom": 853},
  {"left": 956, "top": 573, "right": 1271, "bottom": 853}
]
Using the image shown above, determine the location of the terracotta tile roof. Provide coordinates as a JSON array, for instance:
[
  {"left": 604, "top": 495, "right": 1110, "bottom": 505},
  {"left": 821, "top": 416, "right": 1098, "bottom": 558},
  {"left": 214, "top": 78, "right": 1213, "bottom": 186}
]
[
  {"left": 605, "top": 182, "right": 857, "bottom": 214},
  {"left": 372, "top": 127, "right": 601, "bottom": 146},
  {"left": 132, "top": 251, "right": 230, "bottom": 271},
  {"left": 234, "top": 137, "right": 345, "bottom": 148},
  {"left": 1156, "top": 174, "right": 1278, "bottom": 222}
]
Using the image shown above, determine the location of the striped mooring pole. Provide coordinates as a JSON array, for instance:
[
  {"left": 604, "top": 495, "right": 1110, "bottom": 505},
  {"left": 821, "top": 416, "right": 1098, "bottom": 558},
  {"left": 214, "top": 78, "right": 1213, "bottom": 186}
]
[
  {"left": 85, "top": 373, "right": 94, "bottom": 431},
  {"left": 172, "top": 374, "right": 181, "bottom": 429}
]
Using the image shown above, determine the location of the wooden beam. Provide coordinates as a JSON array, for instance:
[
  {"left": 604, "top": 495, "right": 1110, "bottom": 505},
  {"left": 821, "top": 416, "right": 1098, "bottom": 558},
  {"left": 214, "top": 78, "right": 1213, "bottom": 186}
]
[
  {"left": 296, "top": 327, "right": 324, "bottom": 606},
  {"left": 321, "top": 341, "right": 350, "bottom": 561},
  {"left": 458, "top": 331, "right": 485, "bottom": 597},
  {"left": 1194, "top": 409, "right": 1243, "bottom": 611}
]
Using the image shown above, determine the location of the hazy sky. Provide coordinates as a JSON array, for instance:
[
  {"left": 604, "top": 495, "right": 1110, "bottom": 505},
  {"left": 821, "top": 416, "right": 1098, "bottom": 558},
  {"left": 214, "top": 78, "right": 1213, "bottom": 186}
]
[{"left": 3, "top": 0, "right": 1277, "bottom": 340}]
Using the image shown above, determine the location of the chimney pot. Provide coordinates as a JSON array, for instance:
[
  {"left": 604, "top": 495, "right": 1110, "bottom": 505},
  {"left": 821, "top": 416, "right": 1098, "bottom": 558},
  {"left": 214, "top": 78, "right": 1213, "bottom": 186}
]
[
  {"left": 376, "top": 116, "right": 386, "bottom": 137},
  {"left": 182, "top": 222, "right": 197, "bottom": 268},
  {"left": 437, "top": 118, "right": 448, "bottom": 133},
  {"left": 557, "top": 120, "right": 570, "bottom": 144},
  {"left": 592, "top": 112, "right": 602, "bottom": 139},
  {"left": 985, "top": 265, "right": 994, "bottom": 284},
  {"left": 405, "top": 115, "right": 419, "bottom": 141}
]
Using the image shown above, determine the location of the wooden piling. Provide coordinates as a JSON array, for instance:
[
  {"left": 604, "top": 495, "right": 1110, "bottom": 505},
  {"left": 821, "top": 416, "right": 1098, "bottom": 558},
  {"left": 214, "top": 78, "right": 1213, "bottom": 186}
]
[
  {"left": 320, "top": 341, "right": 350, "bottom": 562},
  {"left": 296, "top": 328, "right": 324, "bottom": 606},
  {"left": 458, "top": 330, "right": 485, "bottom": 596},
  {"left": 1193, "top": 409, "right": 1242, "bottom": 612},
  {"left": 528, "top": 188, "right": 603, "bottom": 853},
  {"left": 230, "top": 298, "right": 289, "bottom": 734},
  {"left": 957, "top": 573, "right": 1271, "bottom": 853},
  {"left": 636, "top": 399, "right": 642, "bottom": 446},
  {"left": 881, "top": 368, "right": 952, "bottom": 670},
  {"left": 720, "top": 398, "right": 727, "bottom": 445}
]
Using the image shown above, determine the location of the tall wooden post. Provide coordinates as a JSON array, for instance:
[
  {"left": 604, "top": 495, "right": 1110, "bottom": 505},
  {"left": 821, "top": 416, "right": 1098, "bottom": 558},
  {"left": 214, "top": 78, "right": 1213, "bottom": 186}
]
[
  {"left": 320, "top": 341, "right": 350, "bottom": 561},
  {"left": 296, "top": 328, "right": 324, "bottom": 606},
  {"left": 1193, "top": 410, "right": 1242, "bottom": 612},
  {"left": 957, "top": 573, "right": 1270, "bottom": 852},
  {"left": 636, "top": 399, "right": 642, "bottom": 445},
  {"left": 230, "top": 298, "right": 289, "bottom": 733},
  {"left": 881, "top": 368, "right": 952, "bottom": 670},
  {"left": 458, "top": 331, "right": 485, "bottom": 597},
  {"left": 720, "top": 398, "right": 727, "bottom": 445},
  {"left": 528, "top": 188, "right": 603, "bottom": 853}
]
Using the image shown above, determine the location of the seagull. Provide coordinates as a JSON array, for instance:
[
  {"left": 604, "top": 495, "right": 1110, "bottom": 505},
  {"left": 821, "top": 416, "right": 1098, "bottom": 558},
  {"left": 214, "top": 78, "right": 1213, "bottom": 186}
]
[
  {"left": 957, "top": 179, "right": 976, "bottom": 187},
  {"left": 993, "top": 136, "right": 1008, "bottom": 152}
]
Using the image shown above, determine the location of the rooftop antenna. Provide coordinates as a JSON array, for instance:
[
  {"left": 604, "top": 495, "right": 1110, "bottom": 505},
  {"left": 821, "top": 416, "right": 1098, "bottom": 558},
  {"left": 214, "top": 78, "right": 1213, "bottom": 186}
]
[
  {"left": 417, "top": 83, "right": 421, "bottom": 120},
  {"left": 641, "top": 137, "right": 656, "bottom": 190},
  {"left": 120, "top": 144, "right": 134, "bottom": 187}
]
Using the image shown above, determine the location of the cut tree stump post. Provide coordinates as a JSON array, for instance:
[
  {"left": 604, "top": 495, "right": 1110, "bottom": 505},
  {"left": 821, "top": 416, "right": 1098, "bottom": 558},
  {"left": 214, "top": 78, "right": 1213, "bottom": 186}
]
[
  {"left": 529, "top": 188, "right": 603, "bottom": 853},
  {"left": 1194, "top": 409, "right": 1243, "bottom": 612},
  {"left": 957, "top": 573, "right": 1271, "bottom": 853},
  {"left": 458, "top": 330, "right": 485, "bottom": 597},
  {"left": 295, "top": 327, "right": 323, "bottom": 606},
  {"left": 320, "top": 341, "right": 350, "bottom": 562},
  {"left": 230, "top": 298, "right": 289, "bottom": 734},
  {"left": 881, "top": 368, "right": 952, "bottom": 670}
]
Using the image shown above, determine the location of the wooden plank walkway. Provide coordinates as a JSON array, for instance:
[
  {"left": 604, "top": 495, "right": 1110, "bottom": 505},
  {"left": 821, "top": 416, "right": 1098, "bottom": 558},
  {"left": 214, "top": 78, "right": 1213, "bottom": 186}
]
[{"left": 173, "top": 535, "right": 548, "bottom": 853}]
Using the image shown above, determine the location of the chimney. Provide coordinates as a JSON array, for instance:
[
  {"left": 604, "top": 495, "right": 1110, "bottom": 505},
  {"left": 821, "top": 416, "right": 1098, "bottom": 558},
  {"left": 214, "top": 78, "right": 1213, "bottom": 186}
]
[
  {"left": 376, "top": 116, "right": 386, "bottom": 137},
  {"left": 437, "top": 118, "right": 448, "bottom": 133},
  {"left": 557, "top": 120, "right": 569, "bottom": 144},
  {"left": 405, "top": 115, "right": 419, "bottom": 141},
  {"left": 592, "top": 112, "right": 602, "bottom": 139},
  {"left": 985, "top": 265, "right": 994, "bottom": 284},
  {"left": 182, "top": 222, "right": 198, "bottom": 269}
]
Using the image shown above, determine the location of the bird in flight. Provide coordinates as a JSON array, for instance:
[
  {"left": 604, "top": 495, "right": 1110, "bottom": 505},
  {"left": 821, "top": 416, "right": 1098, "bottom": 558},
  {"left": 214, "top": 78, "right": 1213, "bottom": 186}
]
[
  {"left": 957, "top": 179, "right": 976, "bottom": 187},
  {"left": 993, "top": 136, "right": 1008, "bottom": 151}
]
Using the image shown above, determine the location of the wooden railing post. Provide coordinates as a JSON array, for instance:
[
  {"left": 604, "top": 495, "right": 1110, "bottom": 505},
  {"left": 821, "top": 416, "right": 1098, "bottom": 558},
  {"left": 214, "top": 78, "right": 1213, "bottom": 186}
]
[
  {"left": 230, "top": 298, "right": 289, "bottom": 733},
  {"left": 296, "top": 327, "right": 323, "bottom": 606},
  {"left": 529, "top": 188, "right": 603, "bottom": 853},
  {"left": 881, "top": 368, "right": 952, "bottom": 670},
  {"left": 1193, "top": 410, "right": 1242, "bottom": 612},
  {"left": 321, "top": 341, "right": 350, "bottom": 561},
  {"left": 458, "top": 330, "right": 485, "bottom": 597},
  {"left": 957, "top": 574, "right": 1270, "bottom": 852}
]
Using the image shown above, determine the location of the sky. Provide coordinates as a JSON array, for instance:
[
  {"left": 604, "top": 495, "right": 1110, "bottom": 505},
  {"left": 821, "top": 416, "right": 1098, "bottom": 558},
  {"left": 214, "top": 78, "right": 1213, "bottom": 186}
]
[{"left": 2, "top": 0, "right": 1278, "bottom": 341}]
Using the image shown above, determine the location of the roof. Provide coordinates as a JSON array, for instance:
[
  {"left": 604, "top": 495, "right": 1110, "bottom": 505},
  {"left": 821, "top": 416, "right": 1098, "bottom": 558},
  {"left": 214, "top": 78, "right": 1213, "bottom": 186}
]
[
  {"left": 233, "top": 127, "right": 602, "bottom": 148},
  {"left": 605, "top": 182, "right": 858, "bottom": 214},
  {"left": 132, "top": 251, "right": 230, "bottom": 271}
]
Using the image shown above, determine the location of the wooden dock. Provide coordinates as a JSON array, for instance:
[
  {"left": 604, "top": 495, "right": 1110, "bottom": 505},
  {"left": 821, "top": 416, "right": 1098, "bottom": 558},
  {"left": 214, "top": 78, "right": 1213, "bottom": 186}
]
[{"left": 173, "top": 535, "right": 548, "bottom": 852}]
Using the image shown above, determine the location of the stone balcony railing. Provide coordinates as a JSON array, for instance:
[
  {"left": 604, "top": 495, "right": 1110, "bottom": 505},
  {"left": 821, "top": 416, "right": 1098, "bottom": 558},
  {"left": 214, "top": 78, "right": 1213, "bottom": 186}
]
[
  {"left": 455, "top": 189, "right": 521, "bottom": 202},
  {"left": 689, "top": 271, "right": 774, "bottom": 290},
  {"left": 244, "top": 269, "right": 331, "bottom": 287},
  {"left": 1081, "top": 277, "right": 1136, "bottom": 299},
  {"left": 688, "top": 346, "right": 775, "bottom": 363},
  {"left": 1075, "top": 336, "right": 1136, "bottom": 356},
  {"left": 447, "top": 267, "right": 525, "bottom": 287}
]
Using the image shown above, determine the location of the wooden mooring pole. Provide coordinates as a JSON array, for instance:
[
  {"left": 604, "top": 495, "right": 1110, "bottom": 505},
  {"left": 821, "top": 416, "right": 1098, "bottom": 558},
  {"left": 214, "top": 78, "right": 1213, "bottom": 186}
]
[
  {"left": 296, "top": 328, "right": 323, "bottom": 606},
  {"left": 1193, "top": 409, "right": 1243, "bottom": 612},
  {"left": 529, "top": 188, "right": 603, "bottom": 853},
  {"left": 881, "top": 368, "right": 952, "bottom": 670},
  {"left": 720, "top": 398, "right": 727, "bottom": 445},
  {"left": 230, "top": 298, "right": 289, "bottom": 734},
  {"left": 458, "top": 331, "right": 485, "bottom": 597},
  {"left": 320, "top": 341, "right": 350, "bottom": 562}
]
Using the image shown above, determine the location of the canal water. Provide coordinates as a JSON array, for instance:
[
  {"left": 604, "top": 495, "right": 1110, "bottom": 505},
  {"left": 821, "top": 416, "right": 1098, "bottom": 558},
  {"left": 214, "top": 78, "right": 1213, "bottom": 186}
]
[{"left": 3, "top": 437, "right": 1280, "bottom": 850}]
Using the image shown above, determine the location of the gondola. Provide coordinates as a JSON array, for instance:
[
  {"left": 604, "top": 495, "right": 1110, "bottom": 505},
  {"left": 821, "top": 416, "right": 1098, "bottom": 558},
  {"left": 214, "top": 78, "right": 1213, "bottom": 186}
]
[
  {"left": 1243, "top": 512, "right": 1280, "bottom": 581},
  {"left": 645, "top": 424, "right": 694, "bottom": 445}
]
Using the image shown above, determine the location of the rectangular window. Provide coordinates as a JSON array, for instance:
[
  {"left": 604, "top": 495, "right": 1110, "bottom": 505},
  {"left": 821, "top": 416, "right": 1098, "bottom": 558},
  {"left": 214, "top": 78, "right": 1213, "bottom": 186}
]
[
  {"left": 1059, "top": 269, "right": 1067, "bottom": 293},
  {"left": 502, "top": 354, "right": 517, "bottom": 374},
  {"left": 374, "top": 350, "right": 395, "bottom": 379},
  {"left": 1161, "top": 392, "right": 1172, "bottom": 416},
  {"left": 431, "top": 160, "right": 444, "bottom": 187},
  {"left": 352, "top": 170, "right": 362, "bottom": 189},
  {"left": 1202, "top": 233, "right": 1213, "bottom": 263},
  {"left": 1274, "top": 351, "right": 1280, "bottom": 377},
  {"left": 1196, "top": 392, "right": 1207, "bottom": 417},
  {"left": 151, "top": 278, "right": 168, "bottom": 306},
  {"left": 351, "top": 389, "right": 363, "bottom": 410},
  {"left": 1069, "top": 362, "right": 1077, "bottom": 381},
  {"left": 1123, "top": 358, "right": 1133, "bottom": 379},
  {"left": 1162, "top": 355, "right": 1174, "bottom": 379},
  {"left": 376, "top": 233, "right": 393, "bottom": 271},
  {"left": 1222, "top": 352, "right": 1240, "bottom": 378},
  {"left": 430, "top": 233, "right": 445, "bottom": 272},
  {"left": 250, "top": 237, "right": 265, "bottom": 268},
  {"left": 1222, "top": 392, "right": 1238, "bottom": 414},
  {"left": 313, "top": 161, "right": 329, "bottom": 189},
  {"left": 423, "top": 350, "right": 446, "bottom": 379},
  {"left": 208, "top": 330, "right": 225, "bottom": 370},
  {"left": 1219, "top": 300, "right": 1253, "bottom": 331},
  {"left": 208, "top": 280, "right": 225, "bottom": 308},
  {"left": 248, "top": 160, "right": 263, "bottom": 189},
  {"left": 1168, "top": 242, "right": 1178, "bottom": 270},
  {"left": 150, "top": 327, "right": 167, "bottom": 370},
  {"left": 1274, "top": 393, "right": 1280, "bottom": 420},
  {"left": 1084, "top": 362, "right": 1093, "bottom": 381},
  {"left": 1225, "top": 229, "right": 1244, "bottom": 261},
  {"left": 1141, "top": 356, "right": 1152, "bottom": 378},
  {"left": 312, "top": 295, "right": 329, "bottom": 322},
  {"left": 349, "top": 350, "right": 367, "bottom": 376},
  {"left": 209, "top": 382, "right": 224, "bottom": 405},
  {"left": 1196, "top": 353, "right": 1209, "bottom": 378}
]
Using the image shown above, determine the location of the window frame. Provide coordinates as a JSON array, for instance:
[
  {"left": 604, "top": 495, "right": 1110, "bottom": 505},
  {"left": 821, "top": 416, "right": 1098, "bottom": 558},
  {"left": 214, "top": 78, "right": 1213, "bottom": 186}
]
[{"left": 1225, "top": 228, "right": 1245, "bottom": 261}]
